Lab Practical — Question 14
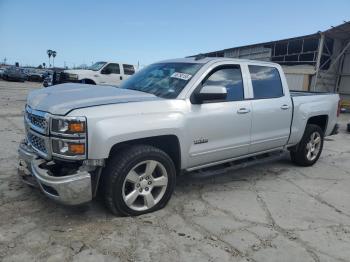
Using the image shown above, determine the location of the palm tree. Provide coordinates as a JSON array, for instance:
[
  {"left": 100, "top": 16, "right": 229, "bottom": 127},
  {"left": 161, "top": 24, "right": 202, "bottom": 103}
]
[
  {"left": 47, "top": 50, "right": 52, "bottom": 68},
  {"left": 52, "top": 51, "right": 57, "bottom": 68}
]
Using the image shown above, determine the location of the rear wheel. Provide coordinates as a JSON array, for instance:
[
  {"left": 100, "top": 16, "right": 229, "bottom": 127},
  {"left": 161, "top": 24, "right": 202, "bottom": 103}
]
[
  {"left": 290, "top": 124, "right": 324, "bottom": 166},
  {"left": 103, "top": 145, "right": 176, "bottom": 216}
]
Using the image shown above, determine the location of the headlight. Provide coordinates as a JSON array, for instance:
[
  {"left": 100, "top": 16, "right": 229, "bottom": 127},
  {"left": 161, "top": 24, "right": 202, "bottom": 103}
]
[
  {"left": 67, "top": 73, "right": 79, "bottom": 80},
  {"left": 50, "top": 116, "right": 87, "bottom": 160},
  {"left": 52, "top": 139, "right": 86, "bottom": 157},
  {"left": 51, "top": 117, "right": 86, "bottom": 136}
]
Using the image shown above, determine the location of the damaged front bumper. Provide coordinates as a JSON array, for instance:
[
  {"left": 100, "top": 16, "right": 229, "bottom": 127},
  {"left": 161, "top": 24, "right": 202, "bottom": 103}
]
[{"left": 18, "top": 141, "right": 93, "bottom": 205}]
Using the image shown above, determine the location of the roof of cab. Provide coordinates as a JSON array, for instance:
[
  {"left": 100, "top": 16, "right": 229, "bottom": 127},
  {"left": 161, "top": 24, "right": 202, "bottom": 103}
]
[{"left": 157, "top": 57, "right": 280, "bottom": 67}]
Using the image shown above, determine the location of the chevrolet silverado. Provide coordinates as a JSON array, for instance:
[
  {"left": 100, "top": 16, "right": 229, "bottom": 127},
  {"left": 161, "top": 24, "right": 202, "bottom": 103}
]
[{"left": 18, "top": 57, "right": 340, "bottom": 216}]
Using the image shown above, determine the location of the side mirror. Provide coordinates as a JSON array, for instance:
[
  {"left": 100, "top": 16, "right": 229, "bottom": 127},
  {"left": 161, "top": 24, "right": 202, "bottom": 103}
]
[
  {"left": 193, "top": 85, "right": 227, "bottom": 104},
  {"left": 101, "top": 68, "right": 111, "bottom": 74}
]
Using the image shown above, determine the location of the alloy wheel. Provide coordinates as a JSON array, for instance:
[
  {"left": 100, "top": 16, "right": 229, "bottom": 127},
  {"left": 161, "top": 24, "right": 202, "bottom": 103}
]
[
  {"left": 306, "top": 131, "right": 321, "bottom": 161},
  {"left": 122, "top": 160, "right": 168, "bottom": 211}
]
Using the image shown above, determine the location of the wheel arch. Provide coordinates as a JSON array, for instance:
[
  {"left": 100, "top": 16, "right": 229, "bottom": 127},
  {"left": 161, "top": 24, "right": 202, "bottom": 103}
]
[
  {"left": 108, "top": 135, "right": 182, "bottom": 172},
  {"left": 306, "top": 115, "right": 328, "bottom": 133},
  {"left": 81, "top": 78, "right": 96, "bottom": 85}
]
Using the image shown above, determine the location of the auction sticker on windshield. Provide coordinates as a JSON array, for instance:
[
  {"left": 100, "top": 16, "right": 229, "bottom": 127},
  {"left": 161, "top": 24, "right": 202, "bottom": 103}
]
[{"left": 171, "top": 72, "right": 192, "bottom": 81}]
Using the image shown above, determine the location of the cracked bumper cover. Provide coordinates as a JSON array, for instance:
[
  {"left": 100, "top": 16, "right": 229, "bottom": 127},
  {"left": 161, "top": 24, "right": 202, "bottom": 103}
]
[{"left": 18, "top": 141, "right": 92, "bottom": 205}]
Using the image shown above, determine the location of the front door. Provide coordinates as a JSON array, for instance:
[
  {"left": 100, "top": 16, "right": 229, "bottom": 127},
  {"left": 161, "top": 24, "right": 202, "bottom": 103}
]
[
  {"left": 186, "top": 65, "right": 252, "bottom": 168},
  {"left": 99, "top": 63, "right": 123, "bottom": 86}
]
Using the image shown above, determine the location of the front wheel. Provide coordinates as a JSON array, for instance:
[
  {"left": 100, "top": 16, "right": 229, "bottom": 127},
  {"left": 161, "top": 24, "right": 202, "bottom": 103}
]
[
  {"left": 103, "top": 145, "right": 176, "bottom": 216},
  {"left": 290, "top": 124, "right": 324, "bottom": 166}
]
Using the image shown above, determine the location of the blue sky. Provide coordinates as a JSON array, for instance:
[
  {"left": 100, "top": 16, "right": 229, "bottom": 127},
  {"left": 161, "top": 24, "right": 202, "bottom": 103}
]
[{"left": 0, "top": 0, "right": 349, "bottom": 68}]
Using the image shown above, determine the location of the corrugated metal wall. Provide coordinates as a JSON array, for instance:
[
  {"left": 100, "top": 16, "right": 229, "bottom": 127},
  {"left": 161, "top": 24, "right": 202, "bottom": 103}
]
[
  {"left": 224, "top": 46, "right": 271, "bottom": 61},
  {"left": 338, "top": 50, "right": 350, "bottom": 95},
  {"left": 285, "top": 74, "right": 305, "bottom": 91}
]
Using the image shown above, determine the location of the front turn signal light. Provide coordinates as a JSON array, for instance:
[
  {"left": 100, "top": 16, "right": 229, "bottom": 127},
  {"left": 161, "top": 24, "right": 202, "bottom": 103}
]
[
  {"left": 68, "top": 122, "right": 85, "bottom": 133},
  {"left": 69, "top": 143, "right": 85, "bottom": 154}
]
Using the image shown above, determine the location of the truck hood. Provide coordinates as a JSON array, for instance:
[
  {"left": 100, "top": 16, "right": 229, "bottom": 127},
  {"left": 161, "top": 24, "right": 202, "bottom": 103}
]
[{"left": 27, "top": 83, "right": 161, "bottom": 115}]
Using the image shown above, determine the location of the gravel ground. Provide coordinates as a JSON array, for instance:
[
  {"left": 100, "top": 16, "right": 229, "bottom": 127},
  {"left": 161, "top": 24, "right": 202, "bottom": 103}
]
[{"left": 0, "top": 79, "right": 350, "bottom": 262}]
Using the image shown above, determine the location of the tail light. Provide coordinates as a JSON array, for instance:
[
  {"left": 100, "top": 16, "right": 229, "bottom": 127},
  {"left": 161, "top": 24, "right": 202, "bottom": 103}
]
[{"left": 337, "top": 99, "right": 341, "bottom": 117}]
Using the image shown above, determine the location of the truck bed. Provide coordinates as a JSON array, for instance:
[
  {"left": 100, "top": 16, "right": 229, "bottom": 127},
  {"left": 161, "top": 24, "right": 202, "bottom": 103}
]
[
  {"left": 290, "top": 91, "right": 334, "bottom": 97},
  {"left": 288, "top": 91, "right": 339, "bottom": 146}
]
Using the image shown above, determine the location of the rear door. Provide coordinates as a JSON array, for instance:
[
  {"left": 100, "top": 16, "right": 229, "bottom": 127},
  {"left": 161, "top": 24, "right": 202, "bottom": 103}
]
[
  {"left": 122, "top": 64, "right": 136, "bottom": 80},
  {"left": 248, "top": 65, "right": 293, "bottom": 153}
]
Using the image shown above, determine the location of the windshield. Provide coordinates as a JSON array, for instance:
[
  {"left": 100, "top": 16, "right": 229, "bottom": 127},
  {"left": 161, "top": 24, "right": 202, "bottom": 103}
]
[
  {"left": 89, "top": 61, "right": 107, "bottom": 71},
  {"left": 120, "top": 62, "right": 202, "bottom": 99}
]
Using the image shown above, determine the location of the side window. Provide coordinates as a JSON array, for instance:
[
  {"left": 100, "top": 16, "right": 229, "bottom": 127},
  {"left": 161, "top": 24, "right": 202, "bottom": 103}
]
[
  {"left": 103, "top": 63, "right": 120, "bottom": 74},
  {"left": 249, "top": 65, "right": 283, "bottom": 99},
  {"left": 123, "top": 64, "right": 135, "bottom": 75},
  {"left": 202, "top": 65, "right": 244, "bottom": 101}
]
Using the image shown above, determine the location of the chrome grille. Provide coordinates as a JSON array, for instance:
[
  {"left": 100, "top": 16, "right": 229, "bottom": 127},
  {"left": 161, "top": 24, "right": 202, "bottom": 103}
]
[
  {"left": 25, "top": 106, "right": 48, "bottom": 134},
  {"left": 27, "top": 132, "right": 47, "bottom": 155},
  {"left": 29, "top": 114, "right": 46, "bottom": 129}
]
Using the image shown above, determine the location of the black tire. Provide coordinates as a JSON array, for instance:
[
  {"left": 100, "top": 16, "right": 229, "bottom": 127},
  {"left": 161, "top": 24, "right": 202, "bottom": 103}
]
[
  {"left": 103, "top": 145, "right": 176, "bottom": 216},
  {"left": 290, "top": 124, "right": 324, "bottom": 166}
]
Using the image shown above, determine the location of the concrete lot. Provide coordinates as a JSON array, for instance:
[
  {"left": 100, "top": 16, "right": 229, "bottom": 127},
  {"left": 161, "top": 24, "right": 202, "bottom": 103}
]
[{"left": 0, "top": 79, "right": 349, "bottom": 262}]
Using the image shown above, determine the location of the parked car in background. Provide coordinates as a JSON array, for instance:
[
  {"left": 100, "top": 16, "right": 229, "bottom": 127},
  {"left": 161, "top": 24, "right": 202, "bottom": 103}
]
[
  {"left": 0, "top": 68, "right": 5, "bottom": 79},
  {"left": 55, "top": 61, "right": 136, "bottom": 86},
  {"left": 43, "top": 69, "right": 63, "bottom": 87},
  {"left": 2, "top": 67, "right": 27, "bottom": 82},
  {"left": 27, "top": 71, "right": 44, "bottom": 82}
]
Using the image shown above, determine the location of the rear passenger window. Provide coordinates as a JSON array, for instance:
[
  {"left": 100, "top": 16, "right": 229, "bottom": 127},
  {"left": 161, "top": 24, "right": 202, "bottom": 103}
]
[
  {"left": 249, "top": 65, "right": 283, "bottom": 99},
  {"left": 203, "top": 65, "right": 244, "bottom": 101},
  {"left": 123, "top": 64, "right": 135, "bottom": 75}
]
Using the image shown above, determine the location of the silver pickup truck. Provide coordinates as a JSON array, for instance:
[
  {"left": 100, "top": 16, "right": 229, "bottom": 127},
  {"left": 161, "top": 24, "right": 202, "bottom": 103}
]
[{"left": 18, "top": 57, "right": 340, "bottom": 216}]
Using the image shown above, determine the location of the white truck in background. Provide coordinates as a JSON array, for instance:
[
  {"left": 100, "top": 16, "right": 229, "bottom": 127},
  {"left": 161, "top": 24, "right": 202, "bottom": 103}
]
[
  {"left": 53, "top": 61, "right": 136, "bottom": 86},
  {"left": 19, "top": 57, "right": 340, "bottom": 216}
]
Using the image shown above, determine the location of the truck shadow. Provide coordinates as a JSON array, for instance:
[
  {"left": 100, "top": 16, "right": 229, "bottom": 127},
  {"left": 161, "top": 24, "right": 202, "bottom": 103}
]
[
  {"left": 30, "top": 153, "right": 293, "bottom": 218},
  {"left": 177, "top": 152, "right": 292, "bottom": 187}
]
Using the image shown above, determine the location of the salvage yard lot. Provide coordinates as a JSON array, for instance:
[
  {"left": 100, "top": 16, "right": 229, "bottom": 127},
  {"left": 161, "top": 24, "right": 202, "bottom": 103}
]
[{"left": 0, "top": 79, "right": 350, "bottom": 262}]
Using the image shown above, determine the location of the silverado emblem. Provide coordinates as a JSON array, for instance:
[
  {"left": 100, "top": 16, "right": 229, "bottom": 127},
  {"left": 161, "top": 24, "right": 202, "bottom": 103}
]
[{"left": 194, "top": 138, "right": 208, "bottom": 145}]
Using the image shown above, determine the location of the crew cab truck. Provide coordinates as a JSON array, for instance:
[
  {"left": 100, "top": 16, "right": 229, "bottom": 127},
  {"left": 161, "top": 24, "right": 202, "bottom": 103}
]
[
  {"left": 55, "top": 61, "right": 136, "bottom": 86},
  {"left": 18, "top": 57, "right": 340, "bottom": 216}
]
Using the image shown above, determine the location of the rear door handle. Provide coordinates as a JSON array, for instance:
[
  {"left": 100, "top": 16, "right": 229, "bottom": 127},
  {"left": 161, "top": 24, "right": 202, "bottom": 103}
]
[
  {"left": 281, "top": 104, "right": 290, "bottom": 110},
  {"left": 237, "top": 108, "right": 250, "bottom": 114}
]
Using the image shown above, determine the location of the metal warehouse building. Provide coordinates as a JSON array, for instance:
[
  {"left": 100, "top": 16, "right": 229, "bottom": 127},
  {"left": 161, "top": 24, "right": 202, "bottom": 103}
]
[{"left": 193, "top": 22, "right": 350, "bottom": 102}]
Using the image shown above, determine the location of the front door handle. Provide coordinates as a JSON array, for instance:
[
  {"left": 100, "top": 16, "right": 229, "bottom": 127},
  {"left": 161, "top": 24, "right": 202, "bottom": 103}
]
[
  {"left": 237, "top": 108, "right": 250, "bottom": 114},
  {"left": 281, "top": 104, "right": 290, "bottom": 110},
  {"left": 120, "top": 76, "right": 123, "bottom": 80}
]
